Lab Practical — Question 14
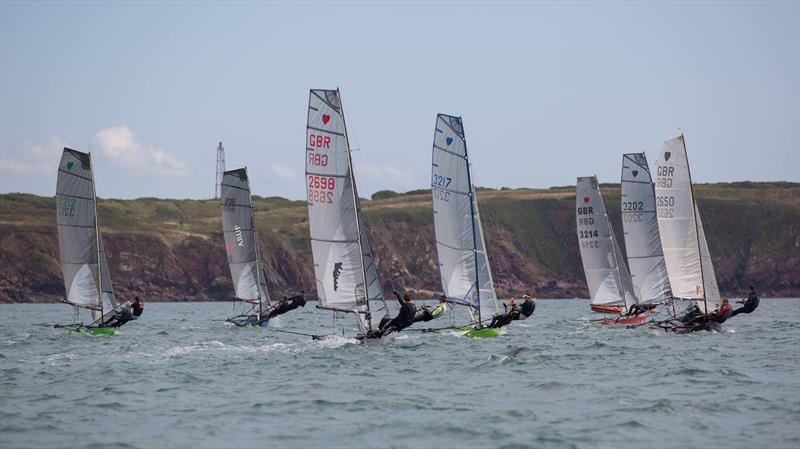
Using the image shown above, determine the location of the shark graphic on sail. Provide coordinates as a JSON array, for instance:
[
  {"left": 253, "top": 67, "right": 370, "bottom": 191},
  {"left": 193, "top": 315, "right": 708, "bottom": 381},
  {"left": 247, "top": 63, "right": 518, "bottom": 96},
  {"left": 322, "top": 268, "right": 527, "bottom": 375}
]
[{"left": 305, "top": 88, "right": 392, "bottom": 341}]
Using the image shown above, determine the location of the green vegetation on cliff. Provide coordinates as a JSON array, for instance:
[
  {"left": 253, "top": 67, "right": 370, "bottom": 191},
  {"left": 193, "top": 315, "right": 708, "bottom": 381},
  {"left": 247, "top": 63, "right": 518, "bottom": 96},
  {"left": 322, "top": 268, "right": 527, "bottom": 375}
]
[{"left": 1, "top": 182, "right": 798, "bottom": 303}]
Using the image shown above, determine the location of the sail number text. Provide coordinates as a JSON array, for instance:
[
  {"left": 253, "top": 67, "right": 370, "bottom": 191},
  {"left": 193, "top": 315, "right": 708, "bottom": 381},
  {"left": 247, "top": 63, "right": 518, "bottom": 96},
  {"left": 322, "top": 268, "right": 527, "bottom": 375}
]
[
  {"left": 577, "top": 207, "right": 599, "bottom": 248},
  {"left": 308, "top": 134, "right": 331, "bottom": 149},
  {"left": 655, "top": 166, "right": 674, "bottom": 188},
  {"left": 57, "top": 195, "right": 76, "bottom": 217},
  {"left": 308, "top": 153, "right": 328, "bottom": 167},
  {"left": 656, "top": 195, "right": 674, "bottom": 218},
  {"left": 307, "top": 175, "right": 336, "bottom": 204}
]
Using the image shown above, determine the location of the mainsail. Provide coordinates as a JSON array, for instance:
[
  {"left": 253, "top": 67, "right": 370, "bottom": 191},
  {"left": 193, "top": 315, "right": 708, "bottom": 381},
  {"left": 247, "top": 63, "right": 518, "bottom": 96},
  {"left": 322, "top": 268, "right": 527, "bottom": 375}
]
[
  {"left": 220, "top": 168, "right": 270, "bottom": 315},
  {"left": 305, "top": 88, "right": 387, "bottom": 334},
  {"left": 620, "top": 153, "right": 673, "bottom": 305},
  {"left": 431, "top": 113, "right": 498, "bottom": 325},
  {"left": 56, "top": 147, "right": 116, "bottom": 321},
  {"left": 576, "top": 176, "right": 637, "bottom": 311},
  {"left": 654, "top": 135, "right": 721, "bottom": 313}
]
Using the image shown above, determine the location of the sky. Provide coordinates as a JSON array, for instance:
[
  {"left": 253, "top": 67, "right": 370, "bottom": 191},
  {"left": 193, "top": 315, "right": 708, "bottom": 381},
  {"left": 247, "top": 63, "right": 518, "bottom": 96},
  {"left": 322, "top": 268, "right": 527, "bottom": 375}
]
[{"left": 1, "top": 1, "right": 798, "bottom": 200}]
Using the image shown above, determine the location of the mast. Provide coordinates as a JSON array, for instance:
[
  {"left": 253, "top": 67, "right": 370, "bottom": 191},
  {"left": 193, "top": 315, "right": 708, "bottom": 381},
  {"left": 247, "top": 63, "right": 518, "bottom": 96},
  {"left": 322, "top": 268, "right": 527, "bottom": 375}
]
[
  {"left": 338, "top": 87, "right": 372, "bottom": 330},
  {"left": 89, "top": 152, "right": 103, "bottom": 319},
  {"left": 683, "top": 134, "right": 709, "bottom": 313},
  {"left": 597, "top": 176, "right": 626, "bottom": 309},
  {"left": 462, "top": 118, "right": 482, "bottom": 326},
  {"left": 246, "top": 166, "right": 263, "bottom": 321}
]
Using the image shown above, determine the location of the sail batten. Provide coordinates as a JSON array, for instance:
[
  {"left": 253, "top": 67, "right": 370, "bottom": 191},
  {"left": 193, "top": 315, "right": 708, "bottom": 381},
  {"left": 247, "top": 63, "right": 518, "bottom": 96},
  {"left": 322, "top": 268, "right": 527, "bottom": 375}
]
[
  {"left": 654, "top": 135, "right": 721, "bottom": 313},
  {"left": 620, "top": 153, "right": 673, "bottom": 305},
  {"left": 220, "top": 167, "right": 271, "bottom": 309},
  {"left": 576, "top": 176, "right": 637, "bottom": 310},
  {"left": 306, "top": 89, "right": 389, "bottom": 333},
  {"left": 431, "top": 114, "right": 497, "bottom": 325}
]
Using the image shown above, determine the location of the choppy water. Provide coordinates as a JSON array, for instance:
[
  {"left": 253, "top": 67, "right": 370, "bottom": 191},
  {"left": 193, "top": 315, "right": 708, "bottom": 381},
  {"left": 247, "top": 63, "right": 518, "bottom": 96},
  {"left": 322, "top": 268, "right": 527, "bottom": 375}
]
[{"left": 1, "top": 299, "right": 799, "bottom": 449}]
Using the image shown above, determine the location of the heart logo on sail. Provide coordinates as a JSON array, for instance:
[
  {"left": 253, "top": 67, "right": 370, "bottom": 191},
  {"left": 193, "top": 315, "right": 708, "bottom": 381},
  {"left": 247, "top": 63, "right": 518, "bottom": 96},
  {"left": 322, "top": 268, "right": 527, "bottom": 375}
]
[
  {"left": 632, "top": 170, "right": 639, "bottom": 177},
  {"left": 445, "top": 137, "right": 453, "bottom": 146},
  {"left": 664, "top": 151, "right": 671, "bottom": 161},
  {"left": 322, "top": 114, "right": 331, "bottom": 125},
  {"left": 65, "top": 161, "right": 74, "bottom": 170},
  {"left": 583, "top": 196, "right": 590, "bottom": 204},
  {"left": 225, "top": 244, "right": 232, "bottom": 253}
]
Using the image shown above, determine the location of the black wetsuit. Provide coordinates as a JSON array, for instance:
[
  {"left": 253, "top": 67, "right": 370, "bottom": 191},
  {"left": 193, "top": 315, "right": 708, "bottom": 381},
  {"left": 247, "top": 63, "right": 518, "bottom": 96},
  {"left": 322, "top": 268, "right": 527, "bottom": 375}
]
[
  {"left": 517, "top": 300, "right": 535, "bottom": 320},
  {"left": 267, "top": 294, "right": 307, "bottom": 319},
  {"left": 106, "top": 306, "right": 134, "bottom": 327},
  {"left": 625, "top": 304, "right": 647, "bottom": 316},
  {"left": 488, "top": 303, "right": 518, "bottom": 328},
  {"left": 381, "top": 293, "right": 416, "bottom": 335},
  {"left": 732, "top": 292, "right": 759, "bottom": 316}
]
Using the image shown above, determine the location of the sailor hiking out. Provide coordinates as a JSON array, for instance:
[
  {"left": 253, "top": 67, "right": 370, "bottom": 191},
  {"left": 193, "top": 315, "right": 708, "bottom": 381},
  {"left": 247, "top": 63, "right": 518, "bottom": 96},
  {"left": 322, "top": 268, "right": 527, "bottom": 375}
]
[
  {"left": 414, "top": 295, "right": 449, "bottom": 323},
  {"left": 378, "top": 290, "right": 417, "bottom": 336},
  {"left": 732, "top": 286, "right": 760, "bottom": 317}
]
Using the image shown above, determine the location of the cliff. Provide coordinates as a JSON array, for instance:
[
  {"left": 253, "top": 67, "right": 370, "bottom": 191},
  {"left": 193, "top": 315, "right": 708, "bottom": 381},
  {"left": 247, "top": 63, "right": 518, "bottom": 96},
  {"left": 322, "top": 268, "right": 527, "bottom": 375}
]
[{"left": 1, "top": 182, "right": 798, "bottom": 303}]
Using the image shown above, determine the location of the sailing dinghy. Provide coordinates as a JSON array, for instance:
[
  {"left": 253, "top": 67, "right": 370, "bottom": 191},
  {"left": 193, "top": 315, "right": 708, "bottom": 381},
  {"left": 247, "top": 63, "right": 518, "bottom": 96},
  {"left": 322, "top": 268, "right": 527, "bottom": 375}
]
[
  {"left": 55, "top": 148, "right": 125, "bottom": 336},
  {"left": 431, "top": 114, "right": 503, "bottom": 338},
  {"left": 620, "top": 153, "right": 673, "bottom": 312},
  {"left": 652, "top": 135, "right": 722, "bottom": 333},
  {"left": 305, "top": 88, "right": 393, "bottom": 341},
  {"left": 576, "top": 176, "right": 649, "bottom": 325},
  {"left": 220, "top": 167, "right": 274, "bottom": 327}
]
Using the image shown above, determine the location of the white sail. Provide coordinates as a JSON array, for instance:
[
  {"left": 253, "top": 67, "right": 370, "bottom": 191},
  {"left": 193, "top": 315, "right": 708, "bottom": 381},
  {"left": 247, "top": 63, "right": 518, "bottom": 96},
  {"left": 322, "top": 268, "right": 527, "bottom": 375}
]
[
  {"left": 305, "top": 89, "right": 386, "bottom": 333},
  {"left": 654, "top": 135, "right": 720, "bottom": 312},
  {"left": 576, "top": 176, "right": 637, "bottom": 311},
  {"left": 220, "top": 168, "right": 270, "bottom": 312},
  {"left": 431, "top": 113, "right": 497, "bottom": 325},
  {"left": 620, "top": 153, "right": 673, "bottom": 305},
  {"left": 697, "top": 203, "right": 721, "bottom": 309},
  {"left": 56, "top": 148, "right": 109, "bottom": 315}
]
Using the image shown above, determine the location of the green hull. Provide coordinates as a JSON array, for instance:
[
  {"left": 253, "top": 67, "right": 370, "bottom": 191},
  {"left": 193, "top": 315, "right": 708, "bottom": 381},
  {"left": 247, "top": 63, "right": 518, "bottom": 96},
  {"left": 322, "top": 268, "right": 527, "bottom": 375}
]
[
  {"left": 457, "top": 327, "right": 503, "bottom": 338},
  {"left": 67, "top": 327, "right": 118, "bottom": 336}
]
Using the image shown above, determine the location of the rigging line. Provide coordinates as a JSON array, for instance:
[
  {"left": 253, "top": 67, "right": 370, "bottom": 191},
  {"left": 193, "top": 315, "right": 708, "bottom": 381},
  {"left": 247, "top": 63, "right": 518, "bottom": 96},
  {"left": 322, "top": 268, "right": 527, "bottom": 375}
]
[{"left": 267, "top": 328, "right": 322, "bottom": 339}]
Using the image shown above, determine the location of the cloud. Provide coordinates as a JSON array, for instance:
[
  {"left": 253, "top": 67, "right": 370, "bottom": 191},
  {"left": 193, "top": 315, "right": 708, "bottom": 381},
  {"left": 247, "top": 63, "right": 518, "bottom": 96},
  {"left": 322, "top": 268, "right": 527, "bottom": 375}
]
[
  {"left": 269, "top": 163, "right": 300, "bottom": 181},
  {"left": 0, "top": 137, "right": 68, "bottom": 175},
  {"left": 93, "top": 126, "right": 188, "bottom": 177}
]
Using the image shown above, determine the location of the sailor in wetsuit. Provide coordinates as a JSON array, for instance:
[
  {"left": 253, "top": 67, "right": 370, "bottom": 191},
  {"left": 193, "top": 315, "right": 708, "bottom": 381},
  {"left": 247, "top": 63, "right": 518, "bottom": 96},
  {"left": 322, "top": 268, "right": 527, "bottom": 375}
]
[
  {"left": 379, "top": 291, "right": 417, "bottom": 336},
  {"left": 414, "top": 295, "right": 449, "bottom": 323},
  {"left": 707, "top": 297, "right": 733, "bottom": 323},
  {"left": 625, "top": 303, "right": 648, "bottom": 317},
  {"left": 732, "top": 285, "right": 760, "bottom": 317},
  {"left": 488, "top": 298, "right": 517, "bottom": 328},
  {"left": 267, "top": 291, "right": 307, "bottom": 319},
  {"left": 488, "top": 295, "right": 536, "bottom": 328},
  {"left": 515, "top": 295, "right": 536, "bottom": 320},
  {"left": 104, "top": 296, "right": 143, "bottom": 327}
]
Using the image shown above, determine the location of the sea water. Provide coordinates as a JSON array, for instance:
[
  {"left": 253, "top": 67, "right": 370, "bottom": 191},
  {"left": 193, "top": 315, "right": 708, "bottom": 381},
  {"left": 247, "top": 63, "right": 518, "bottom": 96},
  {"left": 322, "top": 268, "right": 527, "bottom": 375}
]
[{"left": 1, "top": 299, "right": 798, "bottom": 449}]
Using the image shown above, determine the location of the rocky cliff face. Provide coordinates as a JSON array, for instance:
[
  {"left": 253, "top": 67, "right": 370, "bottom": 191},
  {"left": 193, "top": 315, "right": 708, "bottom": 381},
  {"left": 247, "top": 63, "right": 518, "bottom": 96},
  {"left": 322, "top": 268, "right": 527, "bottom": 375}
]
[{"left": 1, "top": 183, "right": 798, "bottom": 303}]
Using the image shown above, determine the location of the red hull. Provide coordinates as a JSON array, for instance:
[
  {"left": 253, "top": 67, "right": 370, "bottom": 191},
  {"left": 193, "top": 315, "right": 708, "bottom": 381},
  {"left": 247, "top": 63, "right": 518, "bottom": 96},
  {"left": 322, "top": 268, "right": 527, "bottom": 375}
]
[
  {"left": 595, "top": 315, "right": 650, "bottom": 326},
  {"left": 591, "top": 305, "right": 623, "bottom": 314}
]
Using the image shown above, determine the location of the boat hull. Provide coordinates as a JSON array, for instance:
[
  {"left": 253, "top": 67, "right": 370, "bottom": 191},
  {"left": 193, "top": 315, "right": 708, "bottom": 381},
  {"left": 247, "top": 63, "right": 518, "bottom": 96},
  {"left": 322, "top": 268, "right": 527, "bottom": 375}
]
[
  {"left": 591, "top": 305, "right": 624, "bottom": 314},
  {"left": 595, "top": 315, "right": 651, "bottom": 326},
  {"left": 457, "top": 327, "right": 503, "bottom": 338},
  {"left": 67, "top": 326, "right": 118, "bottom": 336}
]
